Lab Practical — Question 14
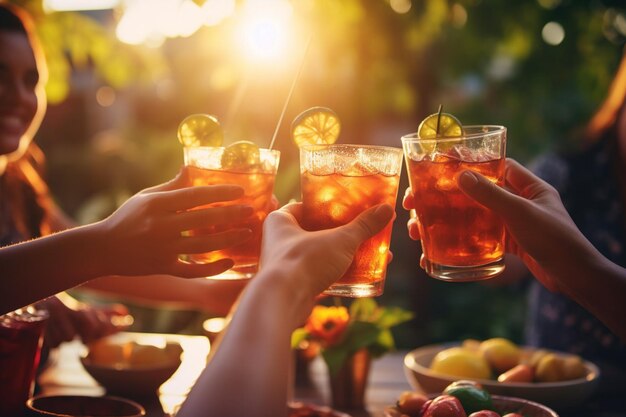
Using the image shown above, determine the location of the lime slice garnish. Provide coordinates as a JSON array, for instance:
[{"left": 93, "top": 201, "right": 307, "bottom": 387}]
[
  {"left": 417, "top": 111, "right": 463, "bottom": 139},
  {"left": 177, "top": 114, "right": 224, "bottom": 147},
  {"left": 416, "top": 106, "right": 463, "bottom": 153},
  {"left": 292, "top": 107, "right": 341, "bottom": 147},
  {"left": 221, "top": 141, "right": 261, "bottom": 170}
]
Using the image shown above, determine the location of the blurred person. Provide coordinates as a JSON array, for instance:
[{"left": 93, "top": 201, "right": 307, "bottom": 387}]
[
  {"left": 514, "top": 50, "right": 626, "bottom": 391},
  {"left": 0, "top": 3, "right": 249, "bottom": 348}
]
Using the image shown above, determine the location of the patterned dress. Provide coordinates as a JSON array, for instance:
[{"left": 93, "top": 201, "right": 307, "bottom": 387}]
[{"left": 528, "top": 137, "right": 626, "bottom": 403}]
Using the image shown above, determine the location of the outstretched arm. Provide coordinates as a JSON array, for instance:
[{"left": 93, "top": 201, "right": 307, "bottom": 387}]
[
  {"left": 0, "top": 171, "right": 253, "bottom": 315},
  {"left": 178, "top": 203, "right": 394, "bottom": 417},
  {"left": 457, "top": 158, "right": 626, "bottom": 341}
]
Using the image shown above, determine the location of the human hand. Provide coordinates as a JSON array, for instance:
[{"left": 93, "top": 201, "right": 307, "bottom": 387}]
[
  {"left": 402, "top": 187, "right": 421, "bottom": 240},
  {"left": 456, "top": 158, "right": 601, "bottom": 293},
  {"left": 258, "top": 203, "right": 394, "bottom": 309},
  {"left": 37, "top": 294, "right": 130, "bottom": 348},
  {"left": 96, "top": 168, "right": 254, "bottom": 278}
]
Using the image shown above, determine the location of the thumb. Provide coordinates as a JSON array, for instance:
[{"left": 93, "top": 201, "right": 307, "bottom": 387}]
[
  {"left": 341, "top": 204, "right": 394, "bottom": 244},
  {"left": 457, "top": 170, "right": 520, "bottom": 216}
]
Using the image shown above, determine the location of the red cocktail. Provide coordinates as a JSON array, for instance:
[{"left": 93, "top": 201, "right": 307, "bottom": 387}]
[{"left": 0, "top": 307, "right": 48, "bottom": 415}]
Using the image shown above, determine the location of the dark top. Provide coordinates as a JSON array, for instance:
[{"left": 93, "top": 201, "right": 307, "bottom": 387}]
[
  {"left": 0, "top": 170, "right": 44, "bottom": 246},
  {"left": 528, "top": 137, "right": 626, "bottom": 405}
]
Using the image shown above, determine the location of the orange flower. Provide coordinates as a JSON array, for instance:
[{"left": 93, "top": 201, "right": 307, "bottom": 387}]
[{"left": 304, "top": 306, "right": 349, "bottom": 346}]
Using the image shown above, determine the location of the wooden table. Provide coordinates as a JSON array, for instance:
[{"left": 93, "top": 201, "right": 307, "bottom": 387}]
[
  {"left": 34, "top": 335, "right": 626, "bottom": 416},
  {"left": 35, "top": 333, "right": 411, "bottom": 417}
]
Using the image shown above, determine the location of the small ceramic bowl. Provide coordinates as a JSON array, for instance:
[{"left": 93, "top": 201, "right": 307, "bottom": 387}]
[
  {"left": 80, "top": 337, "right": 183, "bottom": 397},
  {"left": 26, "top": 395, "right": 145, "bottom": 417},
  {"left": 404, "top": 343, "right": 600, "bottom": 410}
]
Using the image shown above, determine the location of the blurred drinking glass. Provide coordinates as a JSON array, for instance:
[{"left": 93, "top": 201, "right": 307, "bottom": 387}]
[{"left": 0, "top": 306, "right": 49, "bottom": 415}]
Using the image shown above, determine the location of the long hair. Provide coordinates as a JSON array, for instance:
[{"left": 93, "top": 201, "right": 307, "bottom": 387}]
[
  {"left": 0, "top": 3, "right": 53, "bottom": 240},
  {"left": 585, "top": 48, "right": 626, "bottom": 144}
]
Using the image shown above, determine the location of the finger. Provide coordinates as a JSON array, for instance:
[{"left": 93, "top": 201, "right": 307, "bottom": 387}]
[
  {"left": 176, "top": 229, "right": 252, "bottom": 254},
  {"left": 74, "top": 309, "right": 101, "bottom": 342},
  {"left": 503, "top": 159, "right": 545, "bottom": 194},
  {"left": 44, "top": 326, "right": 63, "bottom": 349},
  {"left": 176, "top": 205, "right": 253, "bottom": 231},
  {"left": 53, "top": 314, "right": 77, "bottom": 344},
  {"left": 407, "top": 216, "right": 421, "bottom": 240},
  {"left": 171, "top": 258, "right": 235, "bottom": 278},
  {"left": 156, "top": 185, "right": 245, "bottom": 211},
  {"left": 402, "top": 187, "right": 415, "bottom": 210},
  {"left": 277, "top": 202, "right": 303, "bottom": 220},
  {"left": 457, "top": 170, "right": 527, "bottom": 217},
  {"left": 340, "top": 204, "right": 394, "bottom": 245}
]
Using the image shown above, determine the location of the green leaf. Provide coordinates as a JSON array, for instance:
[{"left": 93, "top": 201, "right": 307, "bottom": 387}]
[
  {"left": 376, "top": 307, "right": 414, "bottom": 329},
  {"left": 291, "top": 328, "right": 310, "bottom": 349},
  {"left": 323, "top": 346, "right": 351, "bottom": 377},
  {"left": 349, "top": 298, "right": 378, "bottom": 321}
]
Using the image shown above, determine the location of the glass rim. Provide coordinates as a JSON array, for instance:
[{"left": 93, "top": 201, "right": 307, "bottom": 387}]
[
  {"left": 184, "top": 146, "right": 281, "bottom": 155},
  {"left": 299, "top": 143, "right": 403, "bottom": 153},
  {"left": 401, "top": 125, "right": 506, "bottom": 143}
]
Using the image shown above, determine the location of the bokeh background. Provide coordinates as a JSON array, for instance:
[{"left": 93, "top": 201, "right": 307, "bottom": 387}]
[{"left": 11, "top": 0, "right": 626, "bottom": 347}]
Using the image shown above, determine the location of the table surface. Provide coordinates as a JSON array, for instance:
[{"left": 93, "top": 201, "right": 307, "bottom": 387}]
[
  {"left": 34, "top": 333, "right": 626, "bottom": 417},
  {"left": 35, "top": 333, "right": 410, "bottom": 417}
]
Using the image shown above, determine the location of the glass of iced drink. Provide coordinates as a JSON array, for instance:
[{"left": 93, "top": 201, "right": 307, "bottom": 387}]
[
  {"left": 402, "top": 125, "right": 507, "bottom": 281},
  {"left": 183, "top": 145, "right": 280, "bottom": 278},
  {"left": 299, "top": 144, "right": 403, "bottom": 297},
  {"left": 0, "top": 306, "right": 48, "bottom": 415},
  {"left": 177, "top": 114, "right": 280, "bottom": 279}
]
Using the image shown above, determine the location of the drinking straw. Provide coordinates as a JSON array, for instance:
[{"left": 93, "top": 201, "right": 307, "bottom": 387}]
[{"left": 268, "top": 34, "right": 312, "bottom": 150}]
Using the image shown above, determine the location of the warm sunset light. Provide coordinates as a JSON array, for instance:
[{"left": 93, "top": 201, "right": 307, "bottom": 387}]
[
  {"left": 236, "top": 0, "right": 294, "bottom": 61},
  {"left": 115, "top": 0, "right": 230, "bottom": 46}
]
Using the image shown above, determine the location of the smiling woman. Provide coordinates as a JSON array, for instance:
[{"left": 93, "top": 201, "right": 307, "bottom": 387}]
[{"left": 0, "top": 3, "right": 257, "bottom": 349}]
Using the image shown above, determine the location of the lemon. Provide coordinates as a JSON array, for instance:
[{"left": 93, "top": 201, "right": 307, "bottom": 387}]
[
  {"left": 292, "top": 107, "right": 341, "bottom": 147},
  {"left": 221, "top": 140, "right": 261, "bottom": 170},
  {"left": 479, "top": 337, "right": 521, "bottom": 374},
  {"left": 178, "top": 114, "right": 224, "bottom": 147},
  {"left": 430, "top": 347, "right": 491, "bottom": 380}
]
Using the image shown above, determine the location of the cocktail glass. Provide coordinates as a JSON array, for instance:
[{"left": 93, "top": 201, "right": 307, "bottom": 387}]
[
  {"left": 0, "top": 306, "right": 48, "bottom": 415},
  {"left": 299, "top": 144, "right": 403, "bottom": 297},
  {"left": 402, "top": 125, "right": 507, "bottom": 281},
  {"left": 182, "top": 146, "right": 280, "bottom": 279}
]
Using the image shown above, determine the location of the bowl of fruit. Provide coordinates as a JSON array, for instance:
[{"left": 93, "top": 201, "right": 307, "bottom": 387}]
[
  {"left": 385, "top": 380, "right": 559, "bottom": 417},
  {"left": 403, "top": 338, "right": 599, "bottom": 410}
]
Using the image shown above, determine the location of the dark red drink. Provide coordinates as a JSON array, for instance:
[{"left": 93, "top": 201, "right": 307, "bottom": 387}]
[{"left": 0, "top": 307, "right": 48, "bottom": 415}]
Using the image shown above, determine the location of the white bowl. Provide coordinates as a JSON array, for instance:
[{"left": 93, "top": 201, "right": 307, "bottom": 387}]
[{"left": 403, "top": 343, "right": 600, "bottom": 411}]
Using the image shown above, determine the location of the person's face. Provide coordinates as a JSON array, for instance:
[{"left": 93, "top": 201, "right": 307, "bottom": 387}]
[{"left": 0, "top": 31, "right": 40, "bottom": 156}]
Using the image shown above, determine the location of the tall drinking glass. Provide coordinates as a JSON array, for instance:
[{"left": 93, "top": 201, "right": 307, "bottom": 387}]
[
  {"left": 0, "top": 306, "right": 48, "bottom": 415},
  {"left": 300, "top": 144, "right": 403, "bottom": 297},
  {"left": 182, "top": 146, "right": 280, "bottom": 279},
  {"left": 402, "top": 126, "right": 507, "bottom": 281}
]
